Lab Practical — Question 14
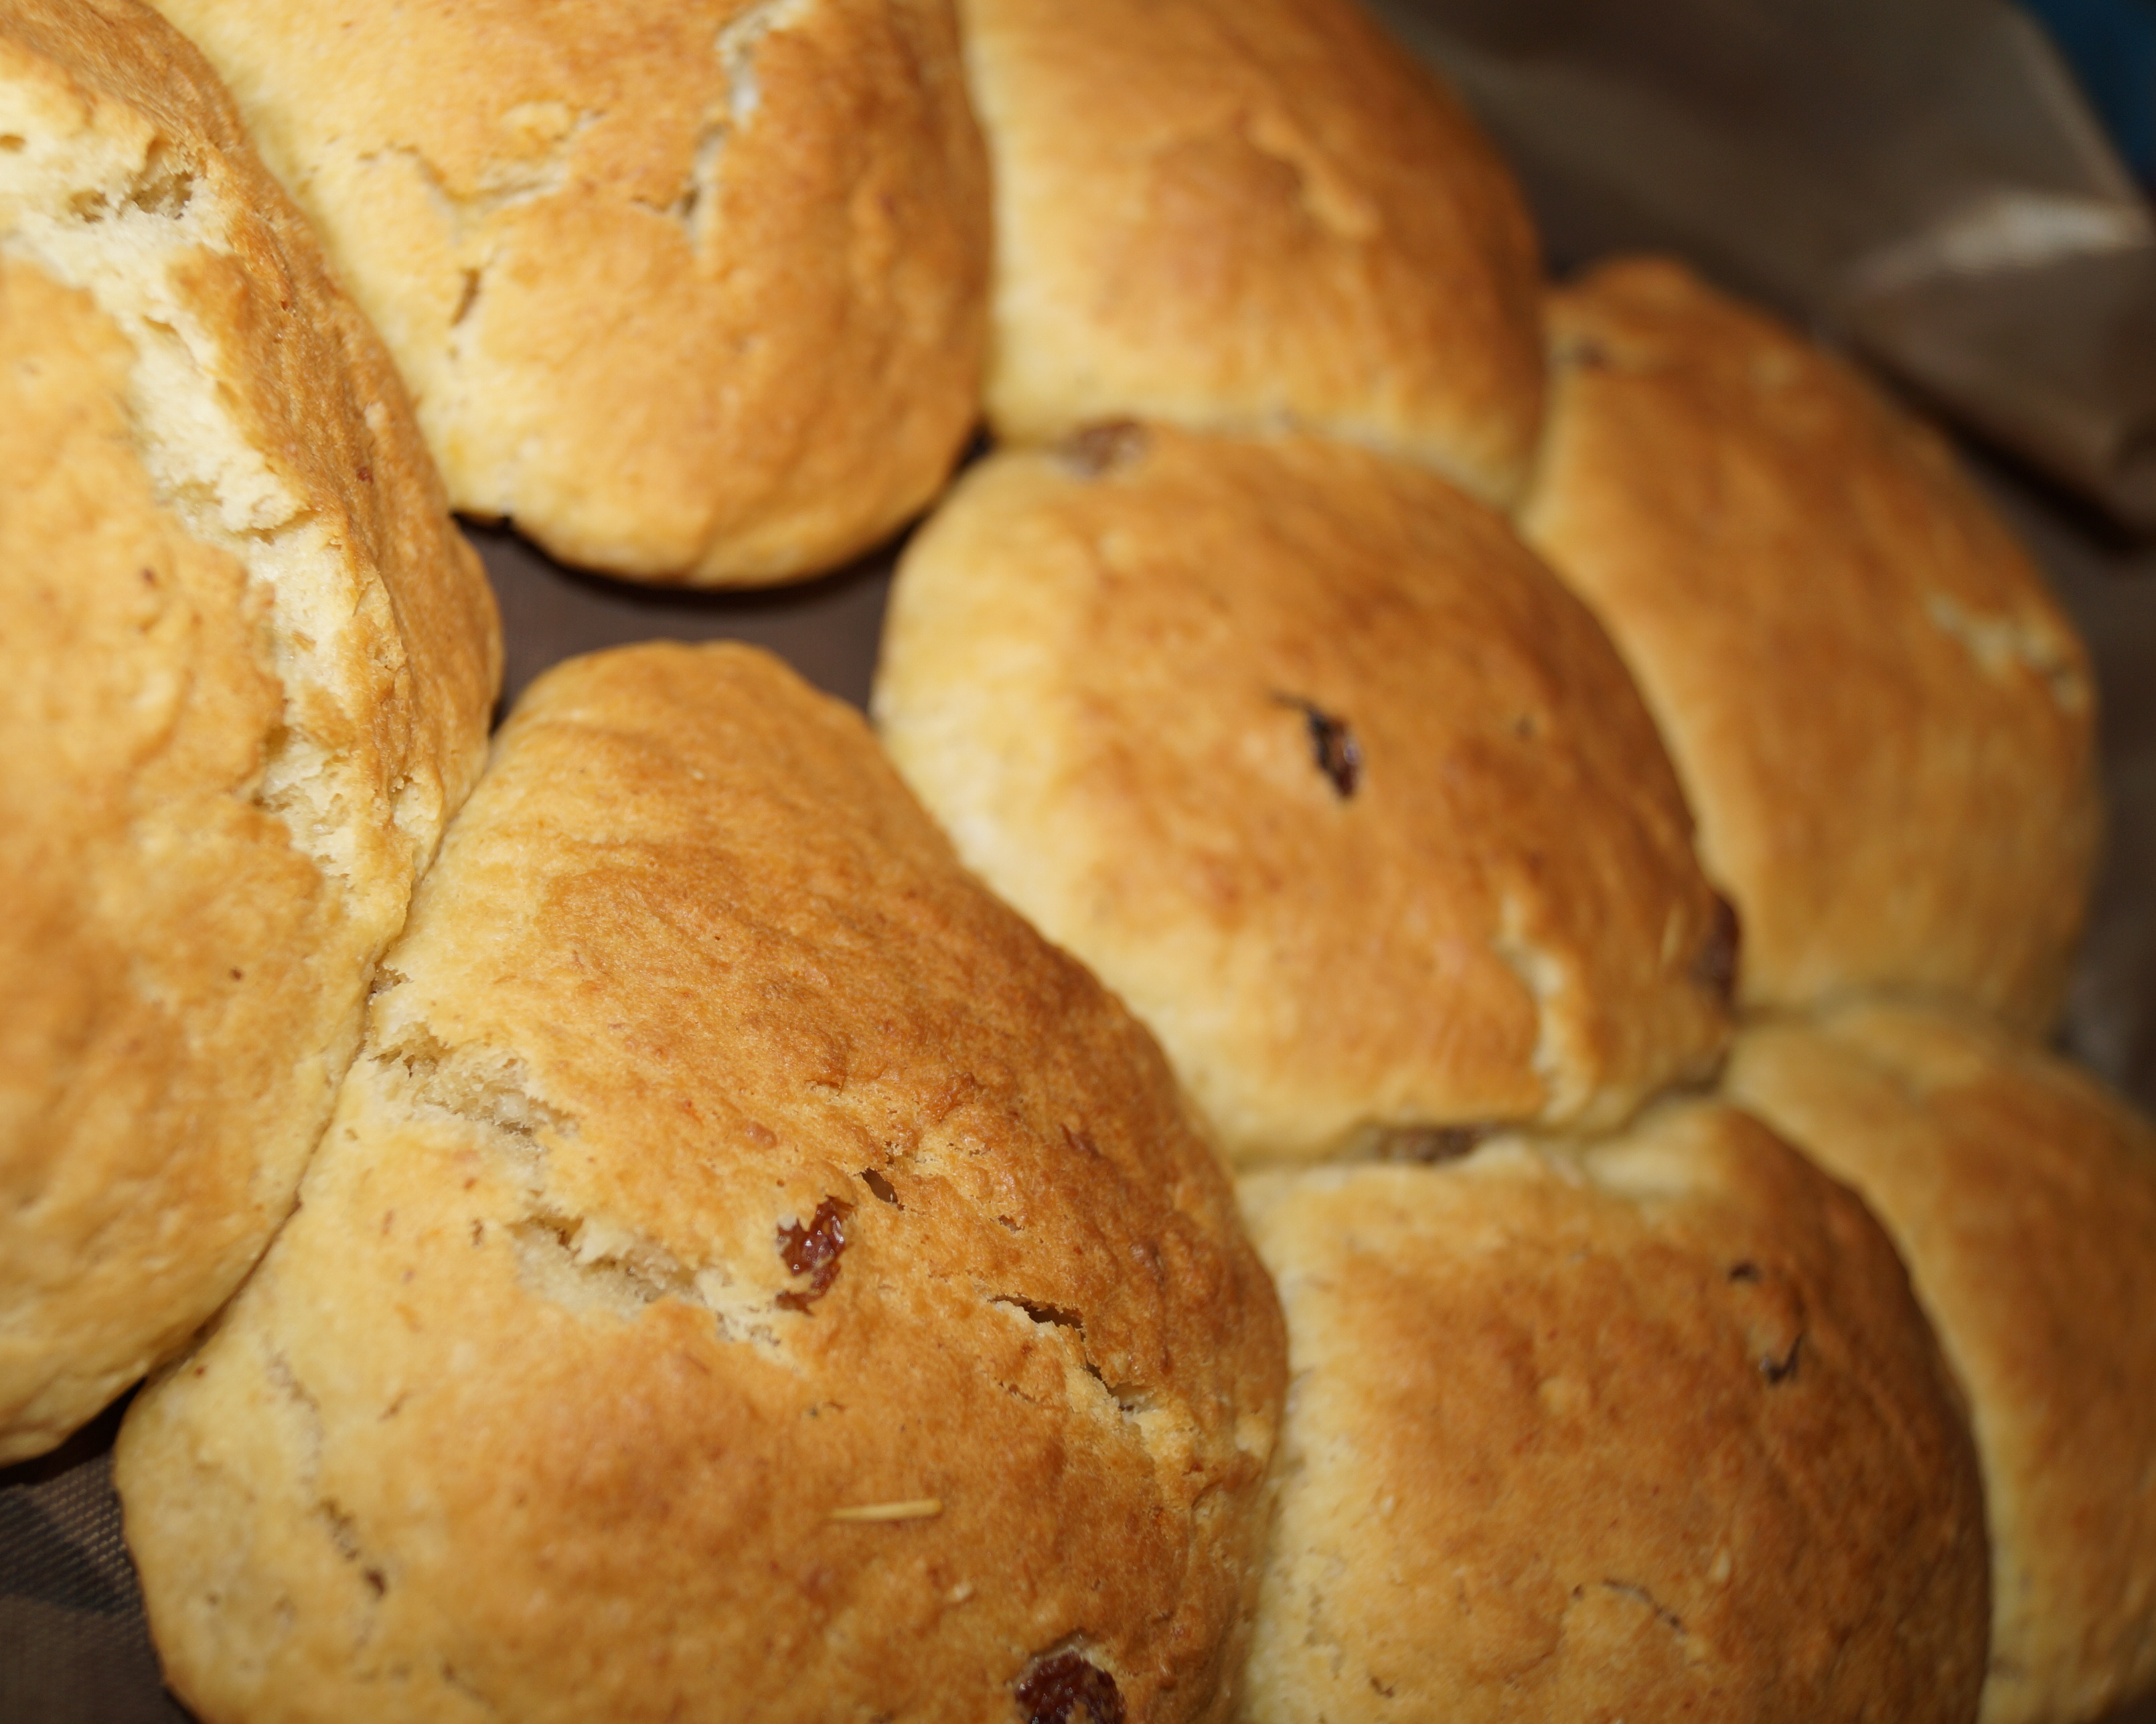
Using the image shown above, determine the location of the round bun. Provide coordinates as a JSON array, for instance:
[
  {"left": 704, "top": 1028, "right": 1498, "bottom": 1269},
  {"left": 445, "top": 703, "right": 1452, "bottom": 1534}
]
[
  {"left": 1236, "top": 1101, "right": 1991, "bottom": 1724},
  {"left": 1520, "top": 256, "right": 2100, "bottom": 1030},
  {"left": 147, "top": 0, "right": 991, "bottom": 586},
  {"left": 1727, "top": 1000, "right": 2156, "bottom": 1724},
  {"left": 116, "top": 642, "right": 1285, "bottom": 1724},
  {"left": 960, "top": 0, "right": 1545, "bottom": 507},
  {"left": 874, "top": 426, "right": 1733, "bottom": 1165},
  {"left": 0, "top": 0, "right": 499, "bottom": 1462}
]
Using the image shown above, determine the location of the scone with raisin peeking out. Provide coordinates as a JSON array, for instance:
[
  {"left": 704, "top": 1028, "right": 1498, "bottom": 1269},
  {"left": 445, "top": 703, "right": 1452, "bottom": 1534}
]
[
  {"left": 1727, "top": 1002, "right": 2156, "bottom": 1724},
  {"left": 874, "top": 426, "right": 1734, "bottom": 1167},
  {"left": 1237, "top": 1101, "right": 1991, "bottom": 1724},
  {"left": 116, "top": 643, "right": 1285, "bottom": 1724}
]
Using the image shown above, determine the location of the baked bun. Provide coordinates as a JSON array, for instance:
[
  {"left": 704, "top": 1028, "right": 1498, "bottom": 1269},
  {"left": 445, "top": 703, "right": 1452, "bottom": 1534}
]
[
  {"left": 1519, "top": 256, "right": 2100, "bottom": 1031},
  {"left": 148, "top": 0, "right": 990, "bottom": 586},
  {"left": 1237, "top": 1101, "right": 1991, "bottom": 1724},
  {"left": 1726, "top": 1001, "right": 2156, "bottom": 1724},
  {"left": 874, "top": 427, "right": 1733, "bottom": 1166},
  {"left": 960, "top": 0, "right": 1545, "bottom": 507},
  {"left": 0, "top": 0, "right": 498, "bottom": 1462},
  {"left": 116, "top": 642, "right": 1285, "bottom": 1724}
]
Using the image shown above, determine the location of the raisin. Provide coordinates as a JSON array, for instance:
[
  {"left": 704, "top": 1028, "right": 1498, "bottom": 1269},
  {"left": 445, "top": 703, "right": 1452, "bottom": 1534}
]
[
  {"left": 1057, "top": 420, "right": 1149, "bottom": 478},
  {"left": 1275, "top": 694, "right": 1361, "bottom": 797},
  {"left": 1375, "top": 1123, "right": 1489, "bottom": 1164},
  {"left": 775, "top": 1198, "right": 854, "bottom": 1312},
  {"left": 1692, "top": 894, "right": 1741, "bottom": 1006},
  {"left": 860, "top": 1168, "right": 901, "bottom": 1207},
  {"left": 1015, "top": 1652, "right": 1124, "bottom": 1724}
]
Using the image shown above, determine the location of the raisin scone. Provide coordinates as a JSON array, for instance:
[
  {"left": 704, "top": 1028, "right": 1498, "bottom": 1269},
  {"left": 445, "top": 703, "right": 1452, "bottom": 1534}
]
[
  {"left": 116, "top": 643, "right": 1286, "bottom": 1724},
  {"left": 959, "top": 0, "right": 1545, "bottom": 508},
  {"left": 0, "top": 0, "right": 498, "bottom": 1463},
  {"left": 1727, "top": 1001, "right": 2156, "bottom": 1724},
  {"left": 149, "top": 0, "right": 991, "bottom": 586},
  {"left": 1237, "top": 1101, "right": 1991, "bottom": 1724},
  {"left": 874, "top": 427, "right": 1734, "bottom": 1166},
  {"left": 1520, "top": 256, "right": 2099, "bottom": 1031}
]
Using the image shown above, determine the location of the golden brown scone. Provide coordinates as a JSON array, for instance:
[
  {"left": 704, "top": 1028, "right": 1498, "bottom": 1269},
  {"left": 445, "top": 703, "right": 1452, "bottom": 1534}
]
[
  {"left": 0, "top": 0, "right": 499, "bottom": 1464},
  {"left": 960, "top": 0, "right": 1545, "bottom": 509},
  {"left": 1237, "top": 1100, "right": 1991, "bottom": 1724},
  {"left": 116, "top": 643, "right": 1286, "bottom": 1724},
  {"left": 874, "top": 428, "right": 1734, "bottom": 1166},
  {"left": 148, "top": 0, "right": 989, "bottom": 586},
  {"left": 1725, "top": 1001, "right": 2156, "bottom": 1724},
  {"left": 1519, "top": 256, "right": 2100, "bottom": 1031}
]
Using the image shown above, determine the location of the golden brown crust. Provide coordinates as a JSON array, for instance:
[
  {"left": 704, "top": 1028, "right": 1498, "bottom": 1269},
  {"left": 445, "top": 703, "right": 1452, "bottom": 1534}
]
[
  {"left": 1237, "top": 1101, "right": 1991, "bottom": 1724},
  {"left": 961, "top": 0, "right": 1545, "bottom": 507},
  {"left": 150, "top": 0, "right": 990, "bottom": 586},
  {"left": 0, "top": 0, "right": 498, "bottom": 1462},
  {"left": 1725, "top": 1002, "right": 2156, "bottom": 1724},
  {"left": 1519, "top": 256, "right": 2100, "bottom": 1030},
  {"left": 874, "top": 428, "right": 1731, "bottom": 1166},
  {"left": 116, "top": 643, "right": 1285, "bottom": 1724}
]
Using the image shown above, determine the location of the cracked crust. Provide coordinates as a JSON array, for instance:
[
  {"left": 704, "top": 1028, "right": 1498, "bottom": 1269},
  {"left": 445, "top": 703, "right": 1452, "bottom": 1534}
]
[
  {"left": 114, "top": 643, "right": 1285, "bottom": 1724},
  {"left": 960, "top": 0, "right": 1544, "bottom": 509},
  {"left": 1235, "top": 1100, "right": 1991, "bottom": 1724},
  {"left": 1726, "top": 1002, "right": 2156, "bottom": 1724},
  {"left": 1519, "top": 256, "right": 2100, "bottom": 1030},
  {"left": 147, "top": 0, "right": 990, "bottom": 585},
  {"left": 0, "top": 0, "right": 499, "bottom": 1462},
  {"left": 872, "top": 428, "right": 1732, "bottom": 1166}
]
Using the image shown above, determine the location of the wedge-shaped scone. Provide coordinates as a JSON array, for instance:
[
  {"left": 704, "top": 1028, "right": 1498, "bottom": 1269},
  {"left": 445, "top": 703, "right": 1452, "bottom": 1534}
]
[
  {"left": 1727, "top": 1002, "right": 2156, "bottom": 1724},
  {"left": 149, "top": 0, "right": 990, "bottom": 586},
  {"left": 960, "top": 0, "right": 1545, "bottom": 508},
  {"left": 117, "top": 643, "right": 1286, "bottom": 1724},
  {"left": 875, "top": 428, "right": 1734, "bottom": 1166},
  {"left": 0, "top": 0, "right": 498, "bottom": 1463},
  {"left": 1520, "top": 256, "right": 2100, "bottom": 1031},
  {"left": 1237, "top": 1101, "right": 1991, "bottom": 1724}
]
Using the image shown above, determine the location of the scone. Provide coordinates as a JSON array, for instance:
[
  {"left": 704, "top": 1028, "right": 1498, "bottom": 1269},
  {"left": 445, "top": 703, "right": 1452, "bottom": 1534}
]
[
  {"left": 1727, "top": 1001, "right": 2156, "bottom": 1724},
  {"left": 1519, "top": 256, "right": 2100, "bottom": 1030},
  {"left": 959, "top": 0, "right": 1545, "bottom": 508},
  {"left": 0, "top": 0, "right": 499, "bottom": 1462},
  {"left": 149, "top": 0, "right": 990, "bottom": 586},
  {"left": 874, "top": 427, "right": 1734, "bottom": 1166},
  {"left": 115, "top": 643, "right": 1286, "bottom": 1724},
  {"left": 1237, "top": 1101, "right": 1991, "bottom": 1724}
]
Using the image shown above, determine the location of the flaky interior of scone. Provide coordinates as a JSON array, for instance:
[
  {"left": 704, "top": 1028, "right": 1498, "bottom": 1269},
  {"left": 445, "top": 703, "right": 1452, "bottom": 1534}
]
[
  {"left": 0, "top": 0, "right": 497, "bottom": 1462},
  {"left": 876, "top": 426, "right": 1734, "bottom": 1166},
  {"left": 117, "top": 642, "right": 1284, "bottom": 1724}
]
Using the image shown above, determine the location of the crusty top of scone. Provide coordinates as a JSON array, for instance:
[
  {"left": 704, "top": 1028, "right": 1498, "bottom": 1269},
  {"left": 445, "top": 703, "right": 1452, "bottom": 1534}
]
[
  {"left": 1237, "top": 1101, "right": 1991, "bottom": 1724},
  {"left": 150, "top": 0, "right": 991, "bottom": 585},
  {"left": 1727, "top": 1000, "right": 2156, "bottom": 1724},
  {"left": 876, "top": 426, "right": 1734, "bottom": 1165},
  {"left": 0, "top": 0, "right": 497, "bottom": 1462},
  {"left": 961, "top": 0, "right": 1545, "bottom": 508},
  {"left": 117, "top": 642, "right": 1284, "bottom": 1724},
  {"left": 1521, "top": 256, "right": 2099, "bottom": 1032}
]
